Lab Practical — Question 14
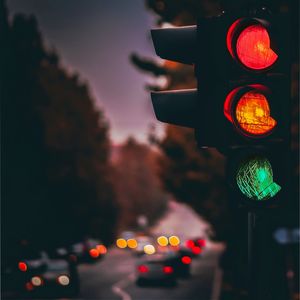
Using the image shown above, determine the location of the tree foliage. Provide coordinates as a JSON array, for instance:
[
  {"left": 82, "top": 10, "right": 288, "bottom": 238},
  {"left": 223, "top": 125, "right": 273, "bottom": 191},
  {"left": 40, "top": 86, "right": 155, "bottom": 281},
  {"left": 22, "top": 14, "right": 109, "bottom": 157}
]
[
  {"left": 1, "top": 2, "right": 117, "bottom": 254},
  {"left": 113, "top": 138, "right": 168, "bottom": 231}
]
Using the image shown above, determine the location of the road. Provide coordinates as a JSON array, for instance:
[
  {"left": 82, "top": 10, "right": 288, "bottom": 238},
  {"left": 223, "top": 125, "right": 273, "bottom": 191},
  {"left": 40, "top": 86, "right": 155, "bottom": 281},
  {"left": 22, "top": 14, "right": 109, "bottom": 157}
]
[{"left": 78, "top": 246, "right": 223, "bottom": 300}]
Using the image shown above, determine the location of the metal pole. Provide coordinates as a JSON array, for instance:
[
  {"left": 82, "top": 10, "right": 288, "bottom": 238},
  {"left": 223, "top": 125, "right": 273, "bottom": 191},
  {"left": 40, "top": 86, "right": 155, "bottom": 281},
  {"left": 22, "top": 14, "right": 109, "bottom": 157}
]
[{"left": 248, "top": 211, "right": 257, "bottom": 300}]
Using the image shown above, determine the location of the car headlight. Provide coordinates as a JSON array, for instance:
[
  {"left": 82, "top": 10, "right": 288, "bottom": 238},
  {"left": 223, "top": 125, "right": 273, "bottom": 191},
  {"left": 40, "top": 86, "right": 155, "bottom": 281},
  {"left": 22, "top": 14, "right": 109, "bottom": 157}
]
[
  {"left": 57, "top": 275, "right": 70, "bottom": 286},
  {"left": 31, "top": 276, "right": 43, "bottom": 287}
]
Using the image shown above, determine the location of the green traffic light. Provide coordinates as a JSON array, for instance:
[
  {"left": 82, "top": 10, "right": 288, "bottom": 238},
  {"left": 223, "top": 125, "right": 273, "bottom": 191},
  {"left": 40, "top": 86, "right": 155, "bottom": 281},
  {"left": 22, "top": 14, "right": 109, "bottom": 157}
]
[{"left": 236, "top": 156, "right": 281, "bottom": 201}]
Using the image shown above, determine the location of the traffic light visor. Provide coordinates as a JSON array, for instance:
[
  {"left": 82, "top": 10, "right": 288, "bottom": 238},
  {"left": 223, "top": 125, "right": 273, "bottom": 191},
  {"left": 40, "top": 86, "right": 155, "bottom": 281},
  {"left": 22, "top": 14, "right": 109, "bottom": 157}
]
[{"left": 236, "top": 156, "right": 281, "bottom": 201}]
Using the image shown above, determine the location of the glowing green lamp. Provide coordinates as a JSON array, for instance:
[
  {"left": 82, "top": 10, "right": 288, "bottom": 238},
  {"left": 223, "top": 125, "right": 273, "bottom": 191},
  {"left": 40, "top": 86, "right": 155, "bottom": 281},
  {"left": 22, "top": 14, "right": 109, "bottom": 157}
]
[{"left": 236, "top": 156, "right": 281, "bottom": 201}]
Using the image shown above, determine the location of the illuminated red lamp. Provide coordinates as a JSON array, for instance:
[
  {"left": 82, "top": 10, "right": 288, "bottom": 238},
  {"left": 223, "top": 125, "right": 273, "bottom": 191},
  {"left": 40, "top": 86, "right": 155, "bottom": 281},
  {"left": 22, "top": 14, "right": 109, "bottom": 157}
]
[
  {"left": 18, "top": 261, "right": 27, "bottom": 272},
  {"left": 138, "top": 265, "right": 149, "bottom": 273},
  {"left": 181, "top": 256, "right": 192, "bottom": 265},
  {"left": 224, "top": 85, "right": 277, "bottom": 137},
  {"left": 163, "top": 266, "right": 174, "bottom": 274},
  {"left": 227, "top": 19, "right": 278, "bottom": 70}
]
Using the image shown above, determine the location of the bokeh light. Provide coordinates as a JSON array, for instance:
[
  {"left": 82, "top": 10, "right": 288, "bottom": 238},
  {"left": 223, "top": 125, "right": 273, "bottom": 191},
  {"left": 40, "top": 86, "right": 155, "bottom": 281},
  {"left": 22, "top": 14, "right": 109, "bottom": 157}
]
[
  {"left": 192, "top": 246, "right": 202, "bottom": 255},
  {"left": 31, "top": 276, "right": 43, "bottom": 287},
  {"left": 169, "top": 235, "right": 180, "bottom": 246},
  {"left": 181, "top": 256, "right": 192, "bottom": 264},
  {"left": 57, "top": 275, "right": 70, "bottom": 286},
  {"left": 18, "top": 261, "right": 27, "bottom": 272},
  {"left": 89, "top": 248, "right": 99, "bottom": 258},
  {"left": 144, "top": 244, "right": 156, "bottom": 255},
  {"left": 96, "top": 244, "right": 107, "bottom": 254},
  {"left": 157, "top": 236, "right": 168, "bottom": 246},
  {"left": 116, "top": 238, "right": 127, "bottom": 249},
  {"left": 127, "top": 238, "right": 138, "bottom": 249}
]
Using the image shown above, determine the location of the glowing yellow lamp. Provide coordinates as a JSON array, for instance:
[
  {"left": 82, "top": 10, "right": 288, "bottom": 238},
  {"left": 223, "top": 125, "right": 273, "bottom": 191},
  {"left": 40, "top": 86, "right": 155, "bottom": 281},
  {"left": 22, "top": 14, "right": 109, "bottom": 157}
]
[{"left": 235, "top": 91, "right": 276, "bottom": 136}]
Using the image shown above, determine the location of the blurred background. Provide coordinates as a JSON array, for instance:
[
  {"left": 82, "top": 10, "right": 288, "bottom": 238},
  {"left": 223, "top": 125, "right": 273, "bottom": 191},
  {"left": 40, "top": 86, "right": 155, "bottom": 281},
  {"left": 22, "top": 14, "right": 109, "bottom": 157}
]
[{"left": 1, "top": 0, "right": 299, "bottom": 299}]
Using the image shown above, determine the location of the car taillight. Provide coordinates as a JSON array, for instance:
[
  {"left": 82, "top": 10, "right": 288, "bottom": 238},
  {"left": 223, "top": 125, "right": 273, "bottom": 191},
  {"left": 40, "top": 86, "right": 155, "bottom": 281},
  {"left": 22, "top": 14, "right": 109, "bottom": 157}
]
[
  {"left": 89, "top": 248, "right": 99, "bottom": 258},
  {"left": 25, "top": 282, "right": 34, "bottom": 291},
  {"left": 163, "top": 266, "right": 174, "bottom": 274},
  {"left": 31, "top": 276, "right": 43, "bottom": 287},
  {"left": 138, "top": 265, "right": 149, "bottom": 273},
  {"left": 69, "top": 254, "right": 78, "bottom": 262},
  {"left": 96, "top": 244, "right": 107, "bottom": 254},
  {"left": 185, "top": 240, "right": 194, "bottom": 248},
  {"left": 192, "top": 246, "right": 202, "bottom": 255},
  {"left": 181, "top": 256, "right": 192, "bottom": 265},
  {"left": 18, "top": 261, "right": 27, "bottom": 272},
  {"left": 197, "top": 239, "right": 206, "bottom": 247},
  {"left": 57, "top": 275, "right": 70, "bottom": 286}
]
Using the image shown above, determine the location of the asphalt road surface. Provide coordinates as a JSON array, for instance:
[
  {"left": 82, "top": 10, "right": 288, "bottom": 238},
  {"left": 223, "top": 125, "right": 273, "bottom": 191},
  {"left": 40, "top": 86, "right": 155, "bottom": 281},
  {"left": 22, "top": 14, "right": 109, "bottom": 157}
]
[{"left": 77, "top": 246, "right": 223, "bottom": 300}]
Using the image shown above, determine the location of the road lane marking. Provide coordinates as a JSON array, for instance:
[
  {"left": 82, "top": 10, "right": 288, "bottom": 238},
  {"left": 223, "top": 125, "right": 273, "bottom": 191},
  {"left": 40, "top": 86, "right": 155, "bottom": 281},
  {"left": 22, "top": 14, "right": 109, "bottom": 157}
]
[{"left": 112, "top": 273, "right": 135, "bottom": 300}]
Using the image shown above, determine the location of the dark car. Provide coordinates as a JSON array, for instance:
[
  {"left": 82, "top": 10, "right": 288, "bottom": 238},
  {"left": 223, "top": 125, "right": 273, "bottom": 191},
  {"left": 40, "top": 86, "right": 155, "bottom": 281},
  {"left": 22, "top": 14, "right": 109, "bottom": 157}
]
[
  {"left": 160, "top": 249, "right": 192, "bottom": 278},
  {"left": 136, "top": 253, "right": 177, "bottom": 286},
  {"left": 69, "top": 238, "right": 106, "bottom": 264},
  {"left": 23, "top": 252, "right": 80, "bottom": 297}
]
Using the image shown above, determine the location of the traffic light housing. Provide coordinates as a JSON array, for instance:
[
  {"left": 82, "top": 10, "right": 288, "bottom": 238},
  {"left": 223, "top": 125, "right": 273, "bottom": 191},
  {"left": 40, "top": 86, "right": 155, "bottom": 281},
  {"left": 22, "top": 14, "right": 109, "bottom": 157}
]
[{"left": 150, "top": 8, "right": 291, "bottom": 205}]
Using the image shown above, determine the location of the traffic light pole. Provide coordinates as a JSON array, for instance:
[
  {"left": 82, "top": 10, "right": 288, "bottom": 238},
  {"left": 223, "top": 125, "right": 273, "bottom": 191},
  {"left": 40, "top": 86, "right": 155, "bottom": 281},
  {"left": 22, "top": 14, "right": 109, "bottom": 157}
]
[{"left": 248, "top": 211, "right": 258, "bottom": 300}]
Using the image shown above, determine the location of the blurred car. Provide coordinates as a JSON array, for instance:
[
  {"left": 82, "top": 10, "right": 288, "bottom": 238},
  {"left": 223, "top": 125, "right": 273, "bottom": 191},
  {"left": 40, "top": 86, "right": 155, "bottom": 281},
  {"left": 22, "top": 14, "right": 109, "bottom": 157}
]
[
  {"left": 155, "top": 248, "right": 192, "bottom": 278},
  {"left": 69, "top": 238, "right": 106, "bottom": 263},
  {"left": 136, "top": 253, "right": 176, "bottom": 286},
  {"left": 2, "top": 246, "right": 47, "bottom": 296},
  {"left": 23, "top": 252, "right": 80, "bottom": 297},
  {"left": 184, "top": 238, "right": 206, "bottom": 256}
]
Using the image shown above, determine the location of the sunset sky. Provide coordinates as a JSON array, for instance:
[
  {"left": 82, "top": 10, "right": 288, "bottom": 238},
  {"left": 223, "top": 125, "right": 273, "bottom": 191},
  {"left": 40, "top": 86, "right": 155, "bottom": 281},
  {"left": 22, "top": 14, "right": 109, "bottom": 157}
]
[{"left": 8, "top": 0, "right": 163, "bottom": 143}]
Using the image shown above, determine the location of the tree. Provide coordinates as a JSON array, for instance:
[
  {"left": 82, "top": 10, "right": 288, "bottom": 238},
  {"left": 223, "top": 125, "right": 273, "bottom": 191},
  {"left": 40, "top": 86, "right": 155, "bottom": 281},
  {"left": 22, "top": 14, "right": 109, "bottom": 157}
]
[
  {"left": 1, "top": 2, "right": 117, "bottom": 257},
  {"left": 113, "top": 137, "right": 168, "bottom": 231}
]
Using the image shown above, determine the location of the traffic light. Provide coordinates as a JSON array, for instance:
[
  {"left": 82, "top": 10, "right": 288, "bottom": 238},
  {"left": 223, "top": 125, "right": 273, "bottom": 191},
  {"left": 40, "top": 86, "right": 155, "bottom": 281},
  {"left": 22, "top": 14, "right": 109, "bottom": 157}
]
[{"left": 150, "top": 8, "right": 291, "bottom": 205}]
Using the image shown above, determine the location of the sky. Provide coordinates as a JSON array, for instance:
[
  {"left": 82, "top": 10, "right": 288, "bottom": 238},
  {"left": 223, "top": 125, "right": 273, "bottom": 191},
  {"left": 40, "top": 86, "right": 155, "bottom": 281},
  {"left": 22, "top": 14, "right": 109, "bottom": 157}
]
[{"left": 7, "top": 0, "right": 164, "bottom": 144}]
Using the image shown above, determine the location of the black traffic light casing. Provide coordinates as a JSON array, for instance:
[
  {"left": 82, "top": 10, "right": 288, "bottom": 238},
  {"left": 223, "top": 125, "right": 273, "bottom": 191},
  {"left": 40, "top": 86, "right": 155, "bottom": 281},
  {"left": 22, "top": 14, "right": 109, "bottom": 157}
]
[{"left": 194, "top": 10, "right": 291, "bottom": 148}]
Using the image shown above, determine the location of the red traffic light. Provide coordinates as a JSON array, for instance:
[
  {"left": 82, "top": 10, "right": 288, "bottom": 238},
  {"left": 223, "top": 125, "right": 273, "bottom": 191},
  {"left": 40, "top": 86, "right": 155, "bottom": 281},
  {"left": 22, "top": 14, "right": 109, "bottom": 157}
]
[
  {"left": 224, "top": 85, "right": 277, "bottom": 137},
  {"left": 227, "top": 19, "right": 278, "bottom": 70}
]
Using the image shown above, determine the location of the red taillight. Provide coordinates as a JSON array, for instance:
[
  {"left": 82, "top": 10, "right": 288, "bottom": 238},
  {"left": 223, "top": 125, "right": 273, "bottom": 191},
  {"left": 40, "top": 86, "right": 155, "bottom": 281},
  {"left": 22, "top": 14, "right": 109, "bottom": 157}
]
[
  {"left": 236, "top": 25, "right": 278, "bottom": 70},
  {"left": 138, "top": 265, "right": 149, "bottom": 273},
  {"left": 192, "top": 246, "right": 202, "bottom": 255},
  {"left": 181, "top": 256, "right": 192, "bottom": 265},
  {"left": 185, "top": 240, "right": 194, "bottom": 248},
  {"left": 89, "top": 248, "right": 99, "bottom": 258},
  {"left": 18, "top": 261, "right": 27, "bottom": 272},
  {"left": 163, "top": 266, "right": 174, "bottom": 274},
  {"left": 25, "top": 282, "right": 34, "bottom": 291},
  {"left": 197, "top": 239, "right": 206, "bottom": 247}
]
